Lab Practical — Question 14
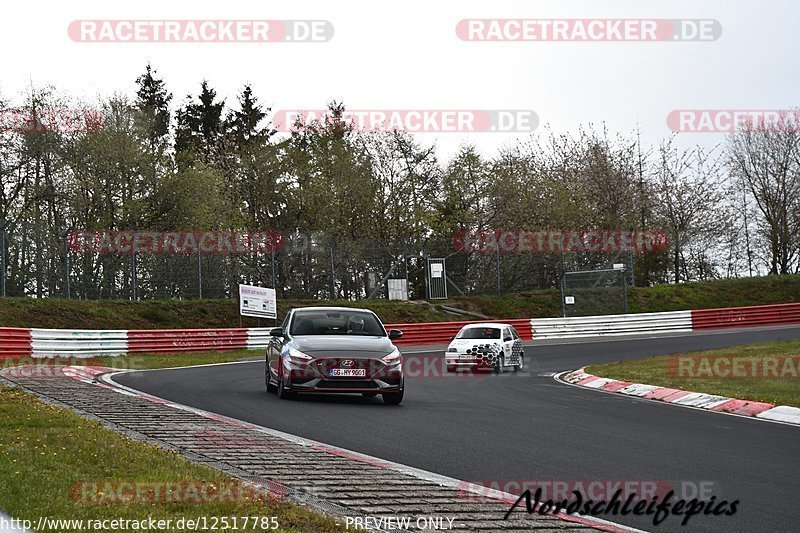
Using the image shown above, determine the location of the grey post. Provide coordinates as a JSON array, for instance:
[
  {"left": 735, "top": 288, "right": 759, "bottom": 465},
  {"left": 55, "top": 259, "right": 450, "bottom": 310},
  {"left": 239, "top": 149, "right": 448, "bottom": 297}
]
[
  {"left": 329, "top": 236, "right": 336, "bottom": 299},
  {"left": 0, "top": 219, "right": 9, "bottom": 297},
  {"left": 197, "top": 247, "right": 202, "bottom": 299},
  {"left": 495, "top": 246, "right": 501, "bottom": 294},
  {"left": 63, "top": 226, "right": 75, "bottom": 298},
  {"left": 130, "top": 247, "right": 137, "bottom": 301}
]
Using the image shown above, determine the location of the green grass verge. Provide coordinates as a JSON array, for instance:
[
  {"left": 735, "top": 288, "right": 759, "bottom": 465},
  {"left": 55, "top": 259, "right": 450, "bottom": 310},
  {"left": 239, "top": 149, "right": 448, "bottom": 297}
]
[
  {"left": 0, "top": 274, "right": 797, "bottom": 329},
  {"left": 94, "top": 350, "right": 260, "bottom": 371},
  {"left": 0, "top": 386, "right": 344, "bottom": 532},
  {"left": 1, "top": 350, "right": 259, "bottom": 374},
  {"left": 0, "top": 298, "right": 453, "bottom": 330},
  {"left": 586, "top": 339, "right": 800, "bottom": 408}
]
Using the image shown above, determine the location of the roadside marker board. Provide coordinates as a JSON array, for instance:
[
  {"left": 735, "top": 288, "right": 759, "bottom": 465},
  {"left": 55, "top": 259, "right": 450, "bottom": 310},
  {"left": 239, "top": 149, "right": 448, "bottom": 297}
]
[{"left": 239, "top": 284, "right": 277, "bottom": 319}]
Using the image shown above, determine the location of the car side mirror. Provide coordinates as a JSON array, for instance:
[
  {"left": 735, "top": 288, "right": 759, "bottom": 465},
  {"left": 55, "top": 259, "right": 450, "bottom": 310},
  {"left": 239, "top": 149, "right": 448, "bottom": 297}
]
[
  {"left": 450, "top": 336, "right": 456, "bottom": 341},
  {"left": 270, "top": 327, "right": 284, "bottom": 338},
  {"left": 388, "top": 329, "right": 403, "bottom": 340}
]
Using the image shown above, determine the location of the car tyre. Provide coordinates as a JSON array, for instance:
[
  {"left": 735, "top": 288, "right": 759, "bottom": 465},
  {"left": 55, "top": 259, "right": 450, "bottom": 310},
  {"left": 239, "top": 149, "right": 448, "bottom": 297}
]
[
  {"left": 383, "top": 390, "right": 404, "bottom": 405},
  {"left": 266, "top": 372, "right": 278, "bottom": 393},
  {"left": 493, "top": 354, "right": 505, "bottom": 374},
  {"left": 446, "top": 364, "right": 456, "bottom": 373},
  {"left": 277, "top": 376, "right": 295, "bottom": 400},
  {"left": 514, "top": 353, "right": 524, "bottom": 373}
]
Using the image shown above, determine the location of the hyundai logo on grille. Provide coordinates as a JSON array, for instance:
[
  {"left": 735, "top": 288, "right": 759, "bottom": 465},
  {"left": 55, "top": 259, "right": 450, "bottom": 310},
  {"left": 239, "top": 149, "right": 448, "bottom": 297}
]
[{"left": 342, "top": 360, "right": 354, "bottom": 366}]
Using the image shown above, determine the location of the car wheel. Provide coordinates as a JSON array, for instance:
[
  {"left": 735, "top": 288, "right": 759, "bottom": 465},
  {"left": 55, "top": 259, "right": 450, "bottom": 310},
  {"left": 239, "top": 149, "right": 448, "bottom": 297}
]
[
  {"left": 446, "top": 364, "right": 456, "bottom": 373},
  {"left": 277, "top": 376, "right": 295, "bottom": 400},
  {"left": 266, "top": 372, "right": 278, "bottom": 393},
  {"left": 493, "top": 354, "right": 505, "bottom": 374},
  {"left": 514, "top": 353, "right": 524, "bottom": 373},
  {"left": 362, "top": 392, "right": 378, "bottom": 398},
  {"left": 383, "top": 389, "right": 403, "bottom": 405}
]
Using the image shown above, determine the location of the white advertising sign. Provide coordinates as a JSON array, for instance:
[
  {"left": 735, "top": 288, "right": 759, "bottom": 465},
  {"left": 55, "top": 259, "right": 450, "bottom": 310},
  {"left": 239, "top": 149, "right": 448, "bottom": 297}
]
[
  {"left": 239, "top": 284, "right": 277, "bottom": 319},
  {"left": 388, "top": 279, "right": 409, "bottom": 301},
  {"left": 565, "top": 296, "right": 575, "bottom": 305},
  {"left": 430, "top": 263, "right": 443, "bottom": 278}
]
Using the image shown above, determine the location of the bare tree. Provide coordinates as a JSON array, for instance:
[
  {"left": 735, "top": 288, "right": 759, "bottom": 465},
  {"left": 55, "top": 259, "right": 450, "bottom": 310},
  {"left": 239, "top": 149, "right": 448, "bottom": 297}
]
[
  {"left": 654, "top": 137, "right": 727, "bottom": 282},
  {"left": 727, "top": 120, "right": 800, "bottom": 274}
]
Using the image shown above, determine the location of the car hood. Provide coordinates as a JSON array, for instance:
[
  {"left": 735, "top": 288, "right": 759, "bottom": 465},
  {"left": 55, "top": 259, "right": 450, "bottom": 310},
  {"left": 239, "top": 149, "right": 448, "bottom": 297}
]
[
  {"left": 289, "top": 335, "right": 396, "bottom": 357},
  {"left": 448, "top": 339, "right": 502, "bottom": 350}
]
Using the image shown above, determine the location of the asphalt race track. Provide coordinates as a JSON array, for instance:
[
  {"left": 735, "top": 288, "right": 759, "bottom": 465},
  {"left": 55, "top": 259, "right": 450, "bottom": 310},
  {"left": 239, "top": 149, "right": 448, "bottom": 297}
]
[{"left": 116, "top": 326, "right": 800, "bottom": 533}]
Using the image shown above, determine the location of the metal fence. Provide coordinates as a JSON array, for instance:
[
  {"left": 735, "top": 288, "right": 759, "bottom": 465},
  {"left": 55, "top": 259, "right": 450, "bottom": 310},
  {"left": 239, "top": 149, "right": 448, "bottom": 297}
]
[
  {"left": 0, "top": 224, "right": 646, "bottom": 305},
  {"left": 560, "top": 267, "right": 629, "bottom": 317}
]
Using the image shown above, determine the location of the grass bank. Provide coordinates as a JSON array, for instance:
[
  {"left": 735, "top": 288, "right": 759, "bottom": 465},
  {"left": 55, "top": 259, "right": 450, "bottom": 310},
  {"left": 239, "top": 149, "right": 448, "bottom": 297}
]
[
  {"left": 0, "top": 275, "right": 796, "bottom": 329},
  {"left": 0, "top": 386, "right": 343, "bottom": 532},
  {"left": 586, "top": 339, "right": 800, "bottom": 408}
]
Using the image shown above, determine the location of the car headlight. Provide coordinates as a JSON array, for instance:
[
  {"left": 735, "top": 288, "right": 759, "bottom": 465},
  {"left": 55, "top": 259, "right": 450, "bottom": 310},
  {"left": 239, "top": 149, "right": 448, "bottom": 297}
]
[
  {"left": 381, "top": 349, "right": 401, "bottom": 366},
  {"left": 287, "top": 347, "right": 313, "bottom": 363},
  {"left": 447, "top": 347, "right": 457, "bottom": 352}
]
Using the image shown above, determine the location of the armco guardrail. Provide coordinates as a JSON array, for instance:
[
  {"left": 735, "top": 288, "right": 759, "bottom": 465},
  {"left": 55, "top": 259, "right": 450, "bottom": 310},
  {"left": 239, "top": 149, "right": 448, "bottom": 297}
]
[
  {"left": 0, "top": 303, "right": 797, "bottom": 359},
  {"left": 0, "top": 328, "right": 32, "bottom": 359},
  {"left": 692, "top": 302, "right": 800, "bottom": 330},
  {"left": 531, "top": 311, "right": 692, "bottom": 339},
  {"left": 384, "top": 319, "right": 533, "bottom": 346}
]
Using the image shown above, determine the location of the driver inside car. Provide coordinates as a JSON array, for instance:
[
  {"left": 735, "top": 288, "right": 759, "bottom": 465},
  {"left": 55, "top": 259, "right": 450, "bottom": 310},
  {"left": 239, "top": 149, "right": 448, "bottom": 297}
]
[{"left": 347, "top": 316, "right": 366, "bottom": 334}]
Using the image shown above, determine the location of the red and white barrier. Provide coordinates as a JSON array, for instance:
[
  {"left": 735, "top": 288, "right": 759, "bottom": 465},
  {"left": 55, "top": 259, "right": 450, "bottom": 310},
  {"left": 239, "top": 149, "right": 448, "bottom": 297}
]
[
  {"left": 0, "top": 302, "right": 797, "bottom": 359},
  {"left": 563, "top": 367, "right": 800, "bottom": 426},
  {"left": 530, "top": 310, "right": 692, "bottom": 339}
]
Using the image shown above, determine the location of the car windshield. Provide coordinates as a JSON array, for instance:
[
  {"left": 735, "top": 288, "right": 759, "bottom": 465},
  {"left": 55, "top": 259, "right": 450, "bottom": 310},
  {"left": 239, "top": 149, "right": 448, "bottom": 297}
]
[
  {"left": 456, "top": 327, "right": 501, "bottom": 340},
  {"left": 290, "top": 310, "right": 386, "bottom": 336}
]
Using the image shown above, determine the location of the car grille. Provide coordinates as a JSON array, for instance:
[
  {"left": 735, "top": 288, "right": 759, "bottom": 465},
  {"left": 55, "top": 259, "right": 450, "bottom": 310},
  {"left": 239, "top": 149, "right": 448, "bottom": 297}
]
[
  {"left": 314, "top": 358, "right": 382, "bottom": 374},
  {"left": 317, "top": 380, "right": 378, "bottom": 389}
]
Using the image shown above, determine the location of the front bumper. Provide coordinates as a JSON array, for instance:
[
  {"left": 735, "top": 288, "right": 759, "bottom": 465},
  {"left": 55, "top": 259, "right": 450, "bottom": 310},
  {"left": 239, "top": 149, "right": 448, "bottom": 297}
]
[
  {"left": 445, "top": 344, "right": 501, "bottom": 369},
  {"left": 282, "top": 357, "right": 403, "bottom": 393},
  {"left": 445, "top": 354, "right": 495, "bottom": 368}
]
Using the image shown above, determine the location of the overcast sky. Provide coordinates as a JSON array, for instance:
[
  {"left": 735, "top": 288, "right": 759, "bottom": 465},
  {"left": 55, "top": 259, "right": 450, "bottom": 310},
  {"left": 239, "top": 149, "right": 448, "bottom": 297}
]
[{"left": 2, "top": 0, "right": 797, "bottom": 159}]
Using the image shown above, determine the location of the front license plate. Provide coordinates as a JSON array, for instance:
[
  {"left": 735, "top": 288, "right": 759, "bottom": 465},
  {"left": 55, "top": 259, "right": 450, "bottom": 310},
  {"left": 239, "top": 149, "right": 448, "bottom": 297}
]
[
  {"left": 331, "top": 368, "right": 366, "bottom": 377},
  {"left": 459, "top": 354, "right": 473, "bottom": 360}
]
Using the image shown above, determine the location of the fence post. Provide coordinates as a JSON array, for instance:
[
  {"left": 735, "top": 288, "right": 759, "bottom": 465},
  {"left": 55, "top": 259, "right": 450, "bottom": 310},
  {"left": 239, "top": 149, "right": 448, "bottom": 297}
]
[
  {"left": 63, "top": 227, "right": 74, "bottom": 299},
  {"left": 0, "top": 219, "right": 8, "bottom": 297},
  {"left": 329, "top": 236, "right": 336, "bottom": 300},
  {"left": 197, "top": 248, "right": 202, "bottom": 299},
  {"left": 130, "top": 248, "right": 137, "bottom": 301},
  {"left": 270, "top": 248, "right": 276, "bottom": 289},
  {"left": 622, "top": 268, "right": 629, "bottom": 314},
  {"left": 495, "top": 246, "right": 501, "bottom": 294}
]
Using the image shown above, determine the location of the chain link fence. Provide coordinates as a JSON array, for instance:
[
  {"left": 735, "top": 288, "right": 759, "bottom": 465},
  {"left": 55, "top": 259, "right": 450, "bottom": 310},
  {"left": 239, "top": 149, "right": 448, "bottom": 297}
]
[{"left": 0, "top": 224, "right": 647, "bottom": 310}]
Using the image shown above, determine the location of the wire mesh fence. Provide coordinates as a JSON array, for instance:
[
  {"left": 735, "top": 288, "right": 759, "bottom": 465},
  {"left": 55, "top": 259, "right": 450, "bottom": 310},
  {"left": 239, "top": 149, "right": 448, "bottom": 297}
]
[
  {"left": 0, "top": 224, "right": 647, "bottom": 315},
  {"left": 561, "top": 268, "right": 629, "bottom": 317}
]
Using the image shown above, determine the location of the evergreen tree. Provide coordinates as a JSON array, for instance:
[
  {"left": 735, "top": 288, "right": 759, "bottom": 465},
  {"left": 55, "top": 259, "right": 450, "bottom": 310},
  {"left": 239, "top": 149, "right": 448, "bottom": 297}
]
[
  {"left": 134, "top": 64, "right": 172, "bottom": 143},
  {"left": 175, "top": 81, "right": 226, "bottom": 163}
]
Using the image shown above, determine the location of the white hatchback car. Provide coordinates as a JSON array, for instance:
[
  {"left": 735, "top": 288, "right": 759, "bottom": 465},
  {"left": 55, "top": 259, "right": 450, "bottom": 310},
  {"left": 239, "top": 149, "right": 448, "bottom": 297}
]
[{"left": 445, "top": 323, "right": 525, "bottom": 373}]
